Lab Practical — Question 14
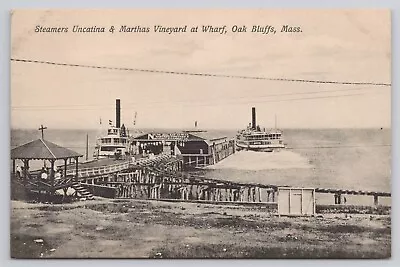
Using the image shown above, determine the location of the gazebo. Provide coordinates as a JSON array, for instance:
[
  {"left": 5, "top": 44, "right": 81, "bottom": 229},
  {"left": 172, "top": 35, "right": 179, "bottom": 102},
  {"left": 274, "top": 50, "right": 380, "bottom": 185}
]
[{"left": 11, "top": 138, "right": 83, "bottom": 190}]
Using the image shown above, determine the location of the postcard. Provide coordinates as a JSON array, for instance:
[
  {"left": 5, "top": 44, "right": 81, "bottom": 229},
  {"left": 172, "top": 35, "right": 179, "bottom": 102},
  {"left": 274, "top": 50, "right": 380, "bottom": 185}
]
[{"left": 10, "top": 9, "right": 391, "bottom": 259}]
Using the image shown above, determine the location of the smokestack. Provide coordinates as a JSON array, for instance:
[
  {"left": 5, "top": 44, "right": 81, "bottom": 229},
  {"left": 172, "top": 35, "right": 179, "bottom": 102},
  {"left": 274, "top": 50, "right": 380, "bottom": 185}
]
[
  {"left": 116, "top": 99, "right": 121, "bottom": 128},
  {"left": 252, "top": 107, "right": 256, "bottom": 129}
]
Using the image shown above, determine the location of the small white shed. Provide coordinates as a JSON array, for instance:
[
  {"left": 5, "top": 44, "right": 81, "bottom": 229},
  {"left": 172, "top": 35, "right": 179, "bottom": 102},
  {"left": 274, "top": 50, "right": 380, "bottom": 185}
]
[{"left": 277, "top": 187, "right": 316, "bottom": 216}]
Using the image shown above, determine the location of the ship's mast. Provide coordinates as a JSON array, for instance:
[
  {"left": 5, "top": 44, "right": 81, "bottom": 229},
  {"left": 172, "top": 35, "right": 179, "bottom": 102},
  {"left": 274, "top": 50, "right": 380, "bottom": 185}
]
[
  {"left": 133, "top": 111, "right": 137, "bottom": 126},
  {"left": 131, "top": 111, "right": 138, "bottom": 135}
]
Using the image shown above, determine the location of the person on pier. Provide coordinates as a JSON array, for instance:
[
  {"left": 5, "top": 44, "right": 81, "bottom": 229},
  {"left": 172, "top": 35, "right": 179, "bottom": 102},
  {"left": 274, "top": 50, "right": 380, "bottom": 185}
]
[
  {"left": 16, "top": 165, "right": 22, "bottom": 179},
  {"left": 40, "top": 167, "right": 48, "bottom": 180}
]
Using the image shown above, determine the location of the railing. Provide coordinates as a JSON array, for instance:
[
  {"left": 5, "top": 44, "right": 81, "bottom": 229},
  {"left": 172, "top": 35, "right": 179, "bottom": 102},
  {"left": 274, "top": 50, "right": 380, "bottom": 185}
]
[
  {"left": 65, "top": 154, "right": 177, "bottom": 179},
  {"left": 315, "top": 187, "right": 391, "bottom": 197},
  {"left": 53, "top": 177, "right": 74, "bottom": 188},
  {"left": 314, "top": 187, "right": 391, "bottom": 205},
  {"left": 66, "top": 161, "right": 130, "bottom": 178},
  {"left": 131, "top": 154, "right": 175, "bottom": 167}
]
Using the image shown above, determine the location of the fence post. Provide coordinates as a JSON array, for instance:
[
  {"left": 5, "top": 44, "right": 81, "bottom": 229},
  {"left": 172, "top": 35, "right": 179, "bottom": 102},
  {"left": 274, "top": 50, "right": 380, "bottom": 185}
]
[{"left": 373, "top": 195, "right": 379, "bottom": 205}]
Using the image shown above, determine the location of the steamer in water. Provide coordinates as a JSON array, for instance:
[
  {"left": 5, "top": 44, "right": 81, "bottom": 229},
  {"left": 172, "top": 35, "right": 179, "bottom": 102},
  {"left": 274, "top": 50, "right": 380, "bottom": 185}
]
[
  {"left": 93, "top": 99, "right": 131, "bottom": 159},
  {"left": 236, "top": 107, "right": 285, "bottom": 152}
]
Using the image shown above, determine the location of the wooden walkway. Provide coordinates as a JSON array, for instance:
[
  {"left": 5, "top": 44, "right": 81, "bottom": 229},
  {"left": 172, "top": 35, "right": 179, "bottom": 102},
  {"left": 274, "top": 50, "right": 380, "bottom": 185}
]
[
  {"left": 27, "top": 154, "right": 388, "bottom": 206},
  {"left": 314, "top": 187, "right": 390, "bottom": 197},
  {"left": 91, "top": 156, "right": 278, "bottom": 203},
  {"left": 314, "top": 187, "right": 390, "bottom": 205},
  {"left": 66, "top": 161, "right": 130, "bottom": 179},
  {"left": 86, "top": 155, "right": 391, "bottom": 206},
  {"left": 64, "top": 155, "right": 179, "bottom": 179}
]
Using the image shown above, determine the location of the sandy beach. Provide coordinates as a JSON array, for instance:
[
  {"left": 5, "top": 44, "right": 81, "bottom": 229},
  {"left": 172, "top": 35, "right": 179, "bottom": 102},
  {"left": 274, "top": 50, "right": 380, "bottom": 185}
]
[{"left": 11, "top": 198, "right": 391, "bottom": 259}]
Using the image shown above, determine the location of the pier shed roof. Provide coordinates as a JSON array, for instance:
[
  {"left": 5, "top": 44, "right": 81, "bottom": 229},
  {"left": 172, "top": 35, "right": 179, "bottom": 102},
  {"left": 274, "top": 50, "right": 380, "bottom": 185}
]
[
  {"left": 134, "top": 130, "right": 229, "bottom": 142},
  {"left": 189, "top": 131, "right": 228, "bottom": 142},
  {"left": 11, "top": 138, "right": 83, "bottom": 160}
]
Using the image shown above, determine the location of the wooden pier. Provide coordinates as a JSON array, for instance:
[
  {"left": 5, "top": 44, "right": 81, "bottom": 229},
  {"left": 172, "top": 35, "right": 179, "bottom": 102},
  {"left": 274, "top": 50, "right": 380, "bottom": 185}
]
[
  {"left": 315, "top": 187, "right": 391, "bottom": 206},
  {"left": 75, "top": 155, "right": 277, "bottom": 203},
  {"left": 74, "top": 154, "right": 391, "bottom": 209},
  {"left": 12, "top": 144, "right": 391, "bottom": 208}
]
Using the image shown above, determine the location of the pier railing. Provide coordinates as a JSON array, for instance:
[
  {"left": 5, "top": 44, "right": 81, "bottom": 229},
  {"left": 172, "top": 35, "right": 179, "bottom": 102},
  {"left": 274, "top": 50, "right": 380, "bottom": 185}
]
[
  {"left": 65, "top": 154, "right": 179, "bottom": 179},
  {"left": 66, "top": 161, "right": 130, "bottom": 178},
  {"left": 84, "top": 156, "right": 277, "bottom": 203},
  {"left": 314, "top": 187, "right": 390, "bottom": 205}
]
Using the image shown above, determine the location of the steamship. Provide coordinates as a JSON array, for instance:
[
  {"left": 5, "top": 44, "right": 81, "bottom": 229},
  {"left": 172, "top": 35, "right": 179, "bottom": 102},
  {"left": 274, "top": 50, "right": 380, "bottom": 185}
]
[
  {"left": 236, "top": 107, "right": 285, "bottom": 152},
  {"left": 93, "top": 99, "right": 131, "bottom": 159}
]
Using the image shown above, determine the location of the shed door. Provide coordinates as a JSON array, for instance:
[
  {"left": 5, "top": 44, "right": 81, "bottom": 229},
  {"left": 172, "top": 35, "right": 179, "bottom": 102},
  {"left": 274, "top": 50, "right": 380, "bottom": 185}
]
[{"left": 290, "top": 189, "right": 302, "bottom": 215}]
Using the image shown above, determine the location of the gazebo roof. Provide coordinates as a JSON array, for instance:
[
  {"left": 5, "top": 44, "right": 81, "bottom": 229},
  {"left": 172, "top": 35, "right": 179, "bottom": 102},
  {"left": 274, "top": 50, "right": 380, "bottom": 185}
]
[{"left": 11, "top": 138, "right": 83, "bottom": 160}]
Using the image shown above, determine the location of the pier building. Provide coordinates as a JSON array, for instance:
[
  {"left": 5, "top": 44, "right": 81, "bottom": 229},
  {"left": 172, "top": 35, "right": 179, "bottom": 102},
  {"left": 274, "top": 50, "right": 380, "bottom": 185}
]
[{"left": 132, "top": 130, "right": 235, "bottom": 168}]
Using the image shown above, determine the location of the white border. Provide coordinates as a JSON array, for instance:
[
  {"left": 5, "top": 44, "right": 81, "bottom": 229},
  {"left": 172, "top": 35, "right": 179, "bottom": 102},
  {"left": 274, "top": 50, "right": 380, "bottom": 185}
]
[{"left": 1, "top": 1, "right": 398, "bottom": 266}]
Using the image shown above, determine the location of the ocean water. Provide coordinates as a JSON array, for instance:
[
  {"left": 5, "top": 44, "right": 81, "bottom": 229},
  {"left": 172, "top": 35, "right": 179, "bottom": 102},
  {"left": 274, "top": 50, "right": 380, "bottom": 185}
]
[
  {"left": 201, "top": 129, "right": 391, "bottom": 192},
  {"left": 201, "top": 128, "right": 391, "bottom": 206},
  {"left": 10, "top": 128, "right": 391, "bottom": 204}
]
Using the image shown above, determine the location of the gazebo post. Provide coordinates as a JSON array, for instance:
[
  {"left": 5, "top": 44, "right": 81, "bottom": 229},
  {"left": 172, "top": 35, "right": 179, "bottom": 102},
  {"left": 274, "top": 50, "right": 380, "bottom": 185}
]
[
  {"left": 23, "top": 159, "right": 28, "bottom": 182},
  {"left": 64, "top": 158, "right": 68, "bottom": 179},
  {"left": 12, "top": 160, "right": 15, "bottom": 177},
  {"left": 50, "top": 159, "right": 55, "bottom": 187},
  {"left": 75, "top": 156, "right": 79, "bottom": 181}
]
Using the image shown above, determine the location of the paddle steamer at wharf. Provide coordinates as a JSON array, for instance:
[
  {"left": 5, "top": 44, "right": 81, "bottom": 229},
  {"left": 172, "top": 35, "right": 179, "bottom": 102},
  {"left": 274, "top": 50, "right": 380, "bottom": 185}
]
[
  {"left": 236, "top": 107, "right": 285, "bottom": 152},
  {"left": 93, "top": 99, "right": 130, "bottom": 159},
  {"left": 93, "top": 99, "right": 236, "bottom": 168}
]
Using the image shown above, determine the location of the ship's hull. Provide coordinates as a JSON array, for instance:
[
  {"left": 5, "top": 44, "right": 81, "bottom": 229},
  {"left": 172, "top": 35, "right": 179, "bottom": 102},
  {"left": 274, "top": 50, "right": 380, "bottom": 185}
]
[{"left": 236, "top": 141, "right": 285, "bottom": 152}]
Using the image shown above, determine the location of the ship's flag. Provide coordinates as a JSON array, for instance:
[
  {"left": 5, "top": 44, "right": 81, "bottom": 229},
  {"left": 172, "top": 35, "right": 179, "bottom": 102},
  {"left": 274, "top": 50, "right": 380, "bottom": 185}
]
[
  {"left": 109, "top": 120, "right": 112, "bottom": 125},
  {"left": 133, "top": 112, "right": 137, "bottom": 126}
]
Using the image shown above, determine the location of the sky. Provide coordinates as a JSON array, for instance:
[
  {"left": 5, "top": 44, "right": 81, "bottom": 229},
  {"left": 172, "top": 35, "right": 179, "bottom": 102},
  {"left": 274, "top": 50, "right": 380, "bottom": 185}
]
[{"left": 10, "top": 9, "right": 391, "bottom": 130}]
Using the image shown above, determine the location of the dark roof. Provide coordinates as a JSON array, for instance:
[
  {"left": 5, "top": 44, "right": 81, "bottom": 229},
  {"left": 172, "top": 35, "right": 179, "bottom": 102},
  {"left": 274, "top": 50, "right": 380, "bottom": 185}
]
[
  {"left": 133, "top": 131, "right": 228, "bottom": 142},
  {"left": 11, "top": 139, "right": 83, "bottom": 160}
]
